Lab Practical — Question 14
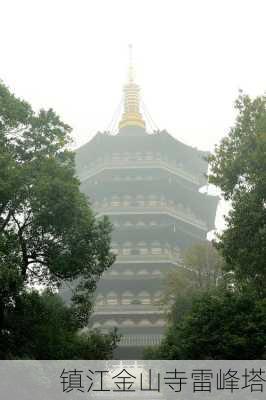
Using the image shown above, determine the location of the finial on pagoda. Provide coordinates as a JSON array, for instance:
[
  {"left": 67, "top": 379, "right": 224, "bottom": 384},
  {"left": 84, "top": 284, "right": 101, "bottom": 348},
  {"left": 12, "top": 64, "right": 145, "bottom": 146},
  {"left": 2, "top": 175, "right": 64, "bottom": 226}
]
[
  {"left": 119, "top": 45, "right": 146, "bottom": 130},
  {"left": 128, "top": 44, "right": 134, "bottom": 83}
]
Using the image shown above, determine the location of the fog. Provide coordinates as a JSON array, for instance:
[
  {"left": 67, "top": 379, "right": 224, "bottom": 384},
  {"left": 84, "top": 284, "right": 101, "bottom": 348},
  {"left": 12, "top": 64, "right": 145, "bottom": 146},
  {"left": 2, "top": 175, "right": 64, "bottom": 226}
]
[{"left": 1, "top": 0, "right": 265, "bottom": 231}]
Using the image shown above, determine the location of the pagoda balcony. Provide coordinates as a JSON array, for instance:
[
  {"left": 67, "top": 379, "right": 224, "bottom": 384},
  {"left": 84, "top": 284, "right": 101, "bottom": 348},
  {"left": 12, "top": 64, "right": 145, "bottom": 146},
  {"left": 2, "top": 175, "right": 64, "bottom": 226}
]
[
  {"left": 79, "top": 158, "right": 205, "bottom": 186},
  {"left": 92, "top": 304, "right": 164, "bottom": 315},
  {"left": 119, "top": 334, "right": 163, "bottom": 346},
  {"left": 112, "top": 252, "right": 179, "bottom": 265},
  {"left": 94, "top": 203, "right": 207, "bottom": 231}
]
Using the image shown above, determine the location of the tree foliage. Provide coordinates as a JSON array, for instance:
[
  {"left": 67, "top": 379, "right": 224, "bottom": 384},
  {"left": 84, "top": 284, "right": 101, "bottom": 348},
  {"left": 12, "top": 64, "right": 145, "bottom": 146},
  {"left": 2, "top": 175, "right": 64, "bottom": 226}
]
[
  {"left": 0, "top": 290, "right": 118, "bottom": 359},
  {"left": 145, "top": 92, "right": 266, "bottom": 360},
  {"left": 209, "top": 91, "right": 266, "bottom": 295},
  {"left": 145, "top": 290, "right": 266, "bottom": 359},
  {"left": 162, "top": 242, "right": 223, "bottom": 323},
  {"left": 0, "top": 81, "right": 116, "bottom": 358}
]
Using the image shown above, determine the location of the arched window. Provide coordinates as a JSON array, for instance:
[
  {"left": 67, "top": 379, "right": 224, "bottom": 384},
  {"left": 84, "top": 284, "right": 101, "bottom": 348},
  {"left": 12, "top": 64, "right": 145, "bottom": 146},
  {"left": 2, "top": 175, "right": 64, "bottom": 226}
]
[
  {"left": 121, "top": 291, "right": 134, "bottom": 305},
  {"left": 149, "top": 194, "right": 157, "bottom": 207},
  {"left": 151, "top": 241, "right": 162, "bottom": 255},
  {"left": 154, "top": 319, "right": 165, "bottom": 327},
  {"left": 111, "top": 152, "right": 121, "bottom": 161},
  {"left": 106, "top": 291, "right": 118, "bottom": 305},
  {"left": 103, "top": 320, "right": 118, "bottom": 327},
  {"left": 145, "top": 152, "right": 153, "bottom": 161},
  {"left": 92, "top": 322, "right": 102, "bottom": 329},
  {"left": 152, "top": 269, "right": 161, "bottom": 276},
  {"left": 110, "top": 196, "right": 120, "bottom": 207},
  {"left": 137, "top": 269, "right": 148, "bottom": 275},
  {"left": 138, "top": 319, "right": 152, "bottom": 327},
  {"left": 150, "top": 220, "right": 157, "bottom": 226},
  {"left": 153, "top": 291, "right": 163, "bottom": 303},
  {"left": 124, "top": 269, "right": 134, "bottom": 276},
  {"left": 121, "top": 319, "right": 135, "bottom": 327},
  {"left": 136, "top": 195, "right": 145, "bottom": 207},
  {"left": 124, "top": 220, "right": 133, "bottom": 227},
  {"left": 138, "top": 291, "right": 151, "bottom": 305},
  {"left": 123, "top": 195, "right": 132, "bottom": 206},
  {"left": 95, "top": 294, "right": 105, "bottom": 306}
]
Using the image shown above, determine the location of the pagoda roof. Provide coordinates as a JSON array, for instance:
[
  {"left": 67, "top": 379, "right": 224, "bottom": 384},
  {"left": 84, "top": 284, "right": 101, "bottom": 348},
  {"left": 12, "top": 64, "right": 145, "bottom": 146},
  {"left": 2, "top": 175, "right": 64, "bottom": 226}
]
[{"left": 75, "top": 129, "right": 208, "bottom": 180}]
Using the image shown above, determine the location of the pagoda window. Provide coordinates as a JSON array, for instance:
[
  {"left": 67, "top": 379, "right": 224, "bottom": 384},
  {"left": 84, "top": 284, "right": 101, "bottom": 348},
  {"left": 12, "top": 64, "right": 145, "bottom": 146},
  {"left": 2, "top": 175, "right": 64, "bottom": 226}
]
[
  {"left": 153, "top": 291, "right": 163, "bottom": 303},
  {"left": 138, "top": 319, "right": 152, "bottom": 327},
  {"left": 164, "top": 247, "right": 170, "bottom": 254},
  {"left": 149, "top": 195, "right": 157, "bottom": 207},
  {"left": 139, "top": 248, "right": 148, "bottom": 255},
  {"left": 151, "top": 247, "right": 162, "bottom": 255},
  {"left": 154, "top": 319, "right": 165, "bottom": 327},
  {"left": 145, "top": 152, "right": 153, "bottom": 161},
  {"left": 121, "top": 291, "right": 134, "bottom": 305},
  {"left": 135, "top": 221, "right": 144, "bottom": 227},
  {"left": 109, "top": 269, "right": 119, "bottom": 276},
  {"left": 110, "top": 196, "right": 120, "bottom": 207},
  {"left": 111, "top": 153, "right": 121, "bottom": 161},
  {"left": 95, "top": 295, "right": 105, "bottom": 306},
  {"left": 121, "top": 319, "right": 135, "bottom": 327},
  {"left": 123, "top": 152, "right": 130, "bottom": 161},
  {"left": 92, "top": 322, "right": 102, "bottom": 329},
  {"left": 122, "top": 248, "right": 131, "bottom": 255},
  {"left": 138, "top": 291, "right": 151, "bottom": 304},
  {"left": 136, "top": 195, "right": 145, "bottom": 207},
  {"left": 124, "top": 269, "right": 134, "bottom": 276},
  {"left": 150, "top": 220, "right": 157, "bottom": 226},
  {"left": 103, "top": 198, "right": 108, "bottom": 207},
  {"left": 152, "top": 269, "right": 161, "bottom": 276},
  {"left": 106, "top": 292, "right": 118, "bottom": 305},
  {"left": 138, "top": 269, "right": 148, "bottom": 275},
  {"left": 124, "top": 220, "right": 133, "bottom": 227},
  {"left": 123, "top": 195, "right": 132, "bottom": 206},
  {"left": 122, "top": 241, "right": 132, "bottom": 255},
  {"left": 104, "top": 320, "right": 118, "bottom": 327}
]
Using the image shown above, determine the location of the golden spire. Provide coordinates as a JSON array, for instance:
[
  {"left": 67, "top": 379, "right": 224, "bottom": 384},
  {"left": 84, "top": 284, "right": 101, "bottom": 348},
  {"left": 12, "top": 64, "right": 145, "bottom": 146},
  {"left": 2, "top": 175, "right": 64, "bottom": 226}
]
[{"left": 119, "top": 44, "right": 146, "bottom": 130}]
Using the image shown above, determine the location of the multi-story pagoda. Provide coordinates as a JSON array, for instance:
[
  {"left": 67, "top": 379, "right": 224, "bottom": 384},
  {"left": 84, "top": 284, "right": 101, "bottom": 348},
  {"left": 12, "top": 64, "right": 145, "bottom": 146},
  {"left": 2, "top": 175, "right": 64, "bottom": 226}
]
[{"left": 74, "top": 53, "right": 218, "bottom": 358}]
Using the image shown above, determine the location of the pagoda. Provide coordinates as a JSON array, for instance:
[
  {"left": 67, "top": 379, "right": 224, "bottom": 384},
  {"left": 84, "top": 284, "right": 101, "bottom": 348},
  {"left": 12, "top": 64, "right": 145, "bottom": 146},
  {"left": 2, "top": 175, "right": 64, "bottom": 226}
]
[{"left": 74, "top": 49, "right": 218, "bottom": 358}]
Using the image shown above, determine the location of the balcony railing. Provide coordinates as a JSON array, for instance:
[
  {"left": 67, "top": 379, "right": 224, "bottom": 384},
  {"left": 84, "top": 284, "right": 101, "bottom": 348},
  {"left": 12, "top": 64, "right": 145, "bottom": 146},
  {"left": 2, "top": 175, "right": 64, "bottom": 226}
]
[
  {"left": 119, "top": 334, "right": 163, "bottom": 346},
  {"left": 94, "top": 203, "right": 207, "bottom": 230},
  {"left": 112, "top": 252, "right": 179, "bottom": 265},
  {"left": 79, "top": 159, "right": 204, "bottom": 186}
]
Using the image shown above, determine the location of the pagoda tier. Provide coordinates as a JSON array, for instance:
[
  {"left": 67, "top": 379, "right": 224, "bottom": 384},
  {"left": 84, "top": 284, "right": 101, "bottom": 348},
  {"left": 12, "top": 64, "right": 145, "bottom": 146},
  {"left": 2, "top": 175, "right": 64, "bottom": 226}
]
[
  {"left": 73, "top": 125, "right": 219, "bottom": 358},
  {"left": 82, "top": 180, "right": 217, "bottom": 229}
]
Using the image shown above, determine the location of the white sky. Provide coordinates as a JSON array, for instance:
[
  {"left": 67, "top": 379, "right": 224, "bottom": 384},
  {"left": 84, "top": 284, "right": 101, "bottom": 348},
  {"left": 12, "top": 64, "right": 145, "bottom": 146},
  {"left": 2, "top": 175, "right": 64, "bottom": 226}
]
[{"left": 1, "top": 0, "right": 265, "bottom": 232}]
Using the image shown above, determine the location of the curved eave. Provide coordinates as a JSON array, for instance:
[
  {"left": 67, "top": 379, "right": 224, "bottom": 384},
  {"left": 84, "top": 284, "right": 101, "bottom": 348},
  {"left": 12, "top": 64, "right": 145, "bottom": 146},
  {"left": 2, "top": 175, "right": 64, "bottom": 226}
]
[
  {"left": 79, "top": 163, "right": 204, "bottom": 187},
  {"left": 95, "top": 208, "right": 208, "bottom": 232}
]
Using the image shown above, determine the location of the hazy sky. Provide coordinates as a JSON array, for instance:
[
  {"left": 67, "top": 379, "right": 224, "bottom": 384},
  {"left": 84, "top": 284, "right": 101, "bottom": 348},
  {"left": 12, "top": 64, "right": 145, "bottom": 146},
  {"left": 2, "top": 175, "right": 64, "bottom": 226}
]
[
  {"left": 1, "top": 0, "right": 265, "bottom": 231},
  {"left": 1, "top": 0, "right": 265, "bottom": 151}
]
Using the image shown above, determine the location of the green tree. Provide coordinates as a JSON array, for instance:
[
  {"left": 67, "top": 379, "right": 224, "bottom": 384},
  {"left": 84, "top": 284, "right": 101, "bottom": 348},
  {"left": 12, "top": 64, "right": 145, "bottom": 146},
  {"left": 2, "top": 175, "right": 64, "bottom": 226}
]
[
  {"left": 162, "top": 242, "right": 223, "bottom": 324},
  {"left": 0, "top": 81, "right": 115, "bottom": 358},
  {"left": 0, "top": 290, "right": 118, "bottom": 359},
  {"left": 209, "top": 91, "right": 266, "bottom": 295},
  {"left": 145, "top": 92, "right": 266, "bottom": 360},
  {"left": 145, "top": 290, "right": 266, "bottom": 359}
]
